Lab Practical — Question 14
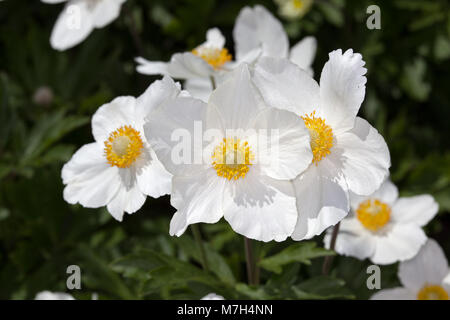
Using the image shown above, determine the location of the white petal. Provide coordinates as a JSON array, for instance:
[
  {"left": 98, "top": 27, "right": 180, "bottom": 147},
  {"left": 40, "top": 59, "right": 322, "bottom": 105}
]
[
  {"left": 398, "top": 239, "right": 449, "bottom": 291},
  {"left": 50, "top": 1, "right": 95, "bottom": 51},
  {"left": 135, "top": 57, "right": 169, "bottom": 76},
  {"left": 319, "top": 49, "right": 367, "bottom": 133},
  {"left": 324, "top": 218, "right": 375, "bottom": 260},
  {"left": 209, "top": 64, "right": 266, "bottom": 130},
  {"left": 203, "top": 28, "right": 225, "bottom": 49},
  {"left": 350, "top": 179, "right": 398, "bottom": 211},
  {"left": 169, "top": 169, "right": 226, "bottom": 236},
  {"left": 35, "top": 291, "right": 75, "bottom": 300},
  {"left": 144, "top": 96, "right": 209, "bottom": 176},
  {"left": 91, "top": 0, "right": 125, "bottom": 28},
  {"left": 250, "top": 108, "right": 312, "bottom": 180},
  {"left": 223, "top": 169, "right": 297, "bottom": 242},
  {"left": 370, "top": 288, "right": 416, "bottom": 300},
  {"left": 201, "top": 293, "right": 225, "bottom": 300},
  {"left": 371, "top": 224, "right": 427, "bottom": 265},
  {"left": 336, "top": 117, "right": 390, "bottom": 196},
  {"left": 106, "top": 183, "right": 146, "bottom": 222},
  {"left": 167, "top": 52, "right": 214, "bottom": 79},
  {"left": 184, "top": 78, "right": 213, "bottom": 102},
  {"left": 253, "top": 56, "right": 320, "bottom": 116},
  {"left": 135, "top": 76, "right": 182, "bottom": 120},
  {"left": 136, "top": 148, "right": 172, "bottom": 198},
  {"left": 62, "top": 143, "right": 121, "bottom": 208},
  {"left": 233, "top": 5, "right": 289, "bottom": 61},
  {"left": 91, "top": 96, "right": 137, "bottom": 144},
  {"left": 291, "top": 156, "right": 350, "bottom": 241},
  {"left": 391, "top": 195, "right": 439, "bottom": 227},
  {"left": 289, "top": 36, "right": 317, "bottom": 75}
]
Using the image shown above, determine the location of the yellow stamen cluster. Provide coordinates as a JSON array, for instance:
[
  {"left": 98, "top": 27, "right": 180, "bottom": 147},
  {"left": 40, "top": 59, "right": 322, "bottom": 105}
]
[
  {"left": 104, "top": 125, "right": 143, "bottom": 168},
  {"left": 192, "top": 47, "right": 232, "bottom": 70},
  {"left": 293, "top": 0, "right": 304, "bottom": 9},
  {"left": 301, "top": 111, "right": 333, "bottom": 164},
  {"left": 417, "top": 284, "right": 449, "bottom": 300},
  {"left": 356, "top": 199, "right": 391, "bottom": 231},
  {"left": 212, "top": 138, "right": 254, "bottom": 180}
]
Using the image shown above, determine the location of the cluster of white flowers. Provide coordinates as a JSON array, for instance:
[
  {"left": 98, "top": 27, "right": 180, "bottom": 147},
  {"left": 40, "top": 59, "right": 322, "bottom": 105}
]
[{"left": 51, "top": 2, "right": 445, "bottom": 300}]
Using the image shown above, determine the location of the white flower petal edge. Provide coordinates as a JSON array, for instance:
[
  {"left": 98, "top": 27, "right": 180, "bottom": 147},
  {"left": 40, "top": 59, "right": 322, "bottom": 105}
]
[
  {"left": 289, "top": 36, "right": 317, "bottom": 76},
  {"left": 35, "top": 291, "right": 75, "bottom": 300},
  {"left": 253, "top": 50, "right": 390, "bottom": 240},
  {"left": 371, "top": 239, "right": 450, "bottom": 300},
  {"left": 62, "top": 77, "right": 178, "bottom": 221},
  {"left": 146, "top": 64, "right": 312, "bottom": 241},
  {"left": 201, "top": 293, "right": 225, "bottom": 300},
  {"left": 43, "top": 0, "right": 126, "bottom": 51},
  {"left": 325, "top": 179, "right": 439, "bottom": 265}
]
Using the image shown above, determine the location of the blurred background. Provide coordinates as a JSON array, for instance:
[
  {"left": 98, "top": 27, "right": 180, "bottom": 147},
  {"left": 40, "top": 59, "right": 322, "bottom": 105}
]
[{"left": 0, "top": 0, "right": 449, "bottom": 300}]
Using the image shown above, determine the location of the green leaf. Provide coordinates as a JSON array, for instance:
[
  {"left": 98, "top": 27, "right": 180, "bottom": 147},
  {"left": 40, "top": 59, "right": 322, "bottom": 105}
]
[
  {"left": 235, "top": 283, "right": 274, "bottom": 300},
  {"left": 259, "top": 242, "right": 335, "bottom": 274},
  {"left": 293, "top": 276, "right": 355, "bottom": 300}
]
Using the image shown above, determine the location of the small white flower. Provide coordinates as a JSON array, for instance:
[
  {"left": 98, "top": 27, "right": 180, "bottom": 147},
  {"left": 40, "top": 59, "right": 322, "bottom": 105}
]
[
  {"left": 201, "top": 293, "right": 225, "bottom": 300},
  {"left": 371, "top": 239, "right": 450, "bottom": 300},
  {"left": 252, "top": 49, "right": 391, "bottom": 240},
  {"left": 137, "top": 5, "right": 316, "bottom": 101},
  {"left": 35, "top": 291, "right": 75, "bottom": 300},
  {"left": 145, "top": 64, "right": 313, "bottom": 242},
  {"left": 62, "top": 77, "right": 179, "bottom": 221},
  {"left": 274, "top": 0, "right": 313, "bottom": 20},
  {"left": 324, "top": 179, "right": 439, "bottom": 265},
  {"left": 42, "top": 0, "right": 127, "bottom": 51}
]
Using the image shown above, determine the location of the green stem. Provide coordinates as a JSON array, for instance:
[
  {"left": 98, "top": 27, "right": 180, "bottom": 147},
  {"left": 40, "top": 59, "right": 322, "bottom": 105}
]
[
  {"left": 244, "top": 237, "right": 257, "bottom": 285},
  {"left": 210, "top": 76, "right": 217, "bottom": 90},
  {"left": 322, "top": 222, "right": 340, "bottom": 275},
  {"left": 191, "top": 224, "right": 209, "bottom": 272}
]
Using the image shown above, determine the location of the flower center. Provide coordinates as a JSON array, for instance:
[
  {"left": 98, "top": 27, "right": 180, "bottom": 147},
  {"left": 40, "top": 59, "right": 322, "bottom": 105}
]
[
  {"left": 301, "top": 111, "right": 333, "bottom": 165},
  {"left": 192, "top": 47, "right": 232, "bottom": 70},
  {"left": 293, "top": 0, "right": 304, "bottom": 9},
  {"left": 356, "top": 199, "right": 391, "bottom": 231},
  {"left": 104, "top": 125, "right": 144, "bottom": 168},
  {"left": 417, "top": 284, "right": 449, "bottom": 300},
  {"left": 212, "top": 138, "right": 254, "bottom": 180}
]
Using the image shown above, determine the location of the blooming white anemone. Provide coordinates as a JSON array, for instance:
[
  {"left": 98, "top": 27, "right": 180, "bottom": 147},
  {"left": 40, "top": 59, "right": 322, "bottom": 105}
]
[
  {"left": 145, "top": 64, "right": 313, "bottom": 242},
  {"left": 252, "top": 49, "right": 391, "bottom": 241},
  {"left": 324, "top": 179, "right": 439, "bottom": 265},
  {"left": 35, "top": 291, "right": 75, "bottom": 300},
  {"left": 62, "top": 77, "right": 179, "bottom": 221},
  {"left": 137, "top": 5, "right": 316, "bottom": 101},
  {"left": 371, "top": 239, "right": 450, "bottom": 300},
  {"left": 274, "top": 0, "right": 313, "bottom": 20},
  {"left": 42, "top": 0, "right": 127, "bottom": 51}
]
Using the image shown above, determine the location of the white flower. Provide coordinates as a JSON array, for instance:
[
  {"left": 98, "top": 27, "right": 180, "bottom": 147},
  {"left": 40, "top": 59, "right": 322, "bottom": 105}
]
[
  {"left": 137, "top": 5, "right": 316, "bottom": 101},
  {"left": 61, "top": 77, "right": 179, "bottom": 221},
  {"left": 145, "top": 64, "right": 313, "bottom": 242},
  {"left": 42, "top": 0, "right": 127, "bottom": 51},
  {"left": 324, "top": 179, "right": 438, "bottom": 265},
  {"left": 371, "top": 239, "right": 450, "bottom": 300},
  {"left": 274, "top": 0, "right": 313, "bottom": 20},
  {"left": 252, "top": 49, "right": 391, "bottom": 241},
  {"left": 201, "top": 293, "right": 225, "bottom": 300},
  {"left": 35, "top": 291, "right": 75, "bottom": 300}
]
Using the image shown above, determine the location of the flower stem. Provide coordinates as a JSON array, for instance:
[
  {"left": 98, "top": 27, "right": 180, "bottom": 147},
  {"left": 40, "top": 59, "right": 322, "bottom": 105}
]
[
  {"left": 322, "top": 222, "right": 340, "bottom": 275},
  {"left": 210, "top": 76, "right": 217, "bottom": 90},
  {"left": 123, "top": 5, "right": 144, "bottom": 56},
  {"left": 191, "top": 224, "right": 209, "bottom": 272},
  {"left": 244, "top": 237, "right": 258, "bottom": 285}
]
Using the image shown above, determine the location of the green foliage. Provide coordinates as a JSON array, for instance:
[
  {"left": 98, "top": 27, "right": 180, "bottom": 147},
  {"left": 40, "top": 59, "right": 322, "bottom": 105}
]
[{"left": 0, "top": 0, "right": 449, "bottom": 300}]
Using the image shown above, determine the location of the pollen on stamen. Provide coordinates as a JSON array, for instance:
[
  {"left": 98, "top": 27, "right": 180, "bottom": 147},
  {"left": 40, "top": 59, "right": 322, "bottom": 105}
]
[
  {"left": 192, "top": 47, "right": 232, "bottom": 70},
  {"left": 356, "top": 199, "right": 391, "bottom": 232},
  {"left": 212, "top": 138, "right": 254, "bottom": 180},
  {"left": 104, "top": 125, "right": 144, "bottom": 168},
  {"left": 301, "top": 111, "right": 334, "bottom": 165}
]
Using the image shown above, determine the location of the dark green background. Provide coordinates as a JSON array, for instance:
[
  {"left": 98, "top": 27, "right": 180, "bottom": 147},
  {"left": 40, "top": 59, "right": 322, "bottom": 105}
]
[{"left": 0, "top": 0, "right": 449, "bottom": 299}]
